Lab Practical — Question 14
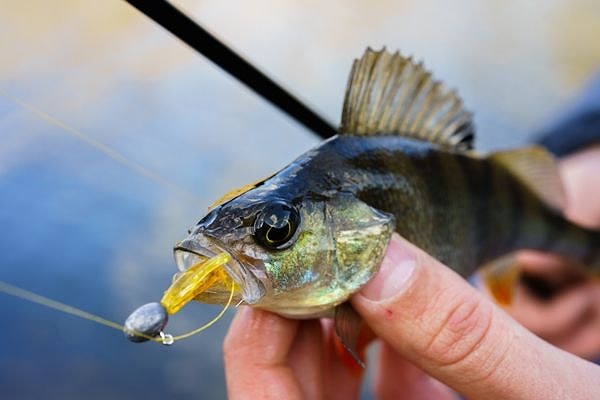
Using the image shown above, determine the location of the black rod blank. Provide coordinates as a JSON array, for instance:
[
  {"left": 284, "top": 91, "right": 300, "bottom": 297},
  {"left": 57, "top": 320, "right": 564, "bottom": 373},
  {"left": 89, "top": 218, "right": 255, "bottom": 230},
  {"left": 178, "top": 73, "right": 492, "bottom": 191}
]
[{"left": 123, "top": 0, "right": 337, "bottom": 139}]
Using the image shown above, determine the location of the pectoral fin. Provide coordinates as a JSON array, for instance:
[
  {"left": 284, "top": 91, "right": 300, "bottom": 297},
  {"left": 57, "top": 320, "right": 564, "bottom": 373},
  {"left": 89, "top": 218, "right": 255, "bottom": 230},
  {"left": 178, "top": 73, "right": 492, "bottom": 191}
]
[
  {"left": 481, "top": 254, "right": 521, "bottom": 306},
  {"left": 334, "top": 302, "right": 366, "bottom": 369}
]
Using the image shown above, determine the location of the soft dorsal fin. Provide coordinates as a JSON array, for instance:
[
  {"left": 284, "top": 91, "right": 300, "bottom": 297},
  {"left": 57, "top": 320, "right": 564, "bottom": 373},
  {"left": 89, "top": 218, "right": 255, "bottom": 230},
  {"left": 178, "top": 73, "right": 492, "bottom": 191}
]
[
  {"left": 489, "top": 145, "right": 566, "bottom": 210},
  {"left": 340, "top": 47, "right": 475, "bottom": 151}
]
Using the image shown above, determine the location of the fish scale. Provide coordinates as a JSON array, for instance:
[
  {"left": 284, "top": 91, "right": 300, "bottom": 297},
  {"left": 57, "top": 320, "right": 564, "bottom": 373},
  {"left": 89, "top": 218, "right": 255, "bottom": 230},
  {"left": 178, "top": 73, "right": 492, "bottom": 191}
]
[{"left": 128, "top": 48, "right": 600, "bottom": 367}]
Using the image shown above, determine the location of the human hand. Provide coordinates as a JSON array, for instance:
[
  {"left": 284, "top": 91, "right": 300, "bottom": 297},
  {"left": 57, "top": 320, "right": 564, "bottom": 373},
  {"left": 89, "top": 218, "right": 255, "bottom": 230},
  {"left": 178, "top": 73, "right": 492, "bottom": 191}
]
[
  {"left": 510, "top": 251, "right": 600, "bottom": 359},
  {"left": 509, "top": 143, "right": 600, "bottom": 360},
  {"left": 224, "top": 307, "right": 366, "bottom": 399},
  {"left": 351, "top": 234, "right": 600, "bottom": 399},
  {"left": 559, "top": 143, "right": 600, "bottom": 228},
  {"left": 225, "top": 234, "right": 600, "bottom": 399}
]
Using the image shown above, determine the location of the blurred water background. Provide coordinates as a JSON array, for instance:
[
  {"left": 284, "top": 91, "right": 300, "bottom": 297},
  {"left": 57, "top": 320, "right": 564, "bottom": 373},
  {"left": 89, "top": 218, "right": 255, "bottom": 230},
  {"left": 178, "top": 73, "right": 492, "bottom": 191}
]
[{"left": 1, "top": 1, "right": 599, "bottom": 398}]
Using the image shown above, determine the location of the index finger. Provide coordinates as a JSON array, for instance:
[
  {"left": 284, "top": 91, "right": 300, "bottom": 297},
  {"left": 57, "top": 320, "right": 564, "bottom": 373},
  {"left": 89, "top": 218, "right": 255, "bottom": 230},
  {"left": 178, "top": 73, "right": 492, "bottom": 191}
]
[
  {"left": 223, "top": 307, "right": 304, "bottom": 400},
  {"left": 352, "top": 234, "right": 600, "bottom": 400}
]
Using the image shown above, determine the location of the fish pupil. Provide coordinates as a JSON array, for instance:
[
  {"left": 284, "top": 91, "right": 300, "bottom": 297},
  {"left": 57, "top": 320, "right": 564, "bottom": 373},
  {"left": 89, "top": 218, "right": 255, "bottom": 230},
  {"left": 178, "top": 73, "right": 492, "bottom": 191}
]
[
  {"left": 265, "top": 224, "right": 292, "bottom": 244},
  {"left": 254, "top": 202, "right": 299, "bottom": 250}
]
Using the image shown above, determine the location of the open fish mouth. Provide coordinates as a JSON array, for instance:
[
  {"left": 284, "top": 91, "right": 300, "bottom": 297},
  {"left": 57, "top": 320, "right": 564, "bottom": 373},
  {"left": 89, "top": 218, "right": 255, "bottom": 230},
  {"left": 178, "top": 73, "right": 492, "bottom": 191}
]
[
  {"left": 173, "top": 236, "right": 265, "bottom": 304},
  {"left": 124, "top": 238, "right": 254, "bottom": 343},
  {"left": 173, "top": 245, "right": 213, "bottom": 272}
]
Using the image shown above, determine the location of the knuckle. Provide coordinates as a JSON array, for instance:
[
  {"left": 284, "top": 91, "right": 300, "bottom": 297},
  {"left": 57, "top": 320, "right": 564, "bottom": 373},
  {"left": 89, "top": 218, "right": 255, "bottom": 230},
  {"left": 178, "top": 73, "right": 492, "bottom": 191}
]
[{"left": 422, "top": 294, "right": 495, "bottom": 371}]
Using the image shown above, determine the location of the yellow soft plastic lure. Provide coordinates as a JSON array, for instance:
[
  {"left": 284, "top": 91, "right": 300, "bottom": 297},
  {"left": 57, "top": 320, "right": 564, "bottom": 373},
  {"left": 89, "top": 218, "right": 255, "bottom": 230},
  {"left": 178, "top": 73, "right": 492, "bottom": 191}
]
[
  {"left": 161, "top": 252, "right": 232, "bottom": 315},
  {"left": 123, "top": 252, "right": 237, "bottom": 343},
  {"left": 0, "top": 252, "right": 237, "bottom": 345}
]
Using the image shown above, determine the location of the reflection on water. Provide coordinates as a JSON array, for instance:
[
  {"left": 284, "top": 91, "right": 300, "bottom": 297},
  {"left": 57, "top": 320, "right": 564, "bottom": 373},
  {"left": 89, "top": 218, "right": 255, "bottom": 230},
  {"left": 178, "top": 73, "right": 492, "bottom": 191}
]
[{"left": 1, "top": 1, "right": 599, "bottom": 398}]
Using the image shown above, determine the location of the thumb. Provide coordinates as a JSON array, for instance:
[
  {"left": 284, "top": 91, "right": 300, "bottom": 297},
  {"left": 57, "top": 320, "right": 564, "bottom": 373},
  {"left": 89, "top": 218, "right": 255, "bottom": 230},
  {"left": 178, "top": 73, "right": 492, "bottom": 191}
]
[{"left": 351, "top": 233, "right": 598, "bottom": 400}]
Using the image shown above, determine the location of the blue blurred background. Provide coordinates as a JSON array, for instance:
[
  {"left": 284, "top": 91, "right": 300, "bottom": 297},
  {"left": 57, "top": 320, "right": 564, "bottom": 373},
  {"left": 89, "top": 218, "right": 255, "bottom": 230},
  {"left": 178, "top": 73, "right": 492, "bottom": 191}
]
[{"left": 1, "top": 1, "right": 599, "bottom": 398}]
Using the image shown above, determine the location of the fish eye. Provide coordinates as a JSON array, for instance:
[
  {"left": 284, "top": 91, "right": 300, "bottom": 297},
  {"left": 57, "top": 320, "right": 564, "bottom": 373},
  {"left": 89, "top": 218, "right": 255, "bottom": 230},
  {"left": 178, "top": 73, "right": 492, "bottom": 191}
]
[{"left": 253, "top": 202, "right": 299, "bottom": 250}]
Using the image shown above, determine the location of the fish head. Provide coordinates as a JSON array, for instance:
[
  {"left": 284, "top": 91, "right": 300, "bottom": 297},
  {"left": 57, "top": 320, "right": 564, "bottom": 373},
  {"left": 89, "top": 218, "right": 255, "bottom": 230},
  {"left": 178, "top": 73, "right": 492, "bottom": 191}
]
[{"left": 174, "top": 187, "right": 395, "bottom": 318}]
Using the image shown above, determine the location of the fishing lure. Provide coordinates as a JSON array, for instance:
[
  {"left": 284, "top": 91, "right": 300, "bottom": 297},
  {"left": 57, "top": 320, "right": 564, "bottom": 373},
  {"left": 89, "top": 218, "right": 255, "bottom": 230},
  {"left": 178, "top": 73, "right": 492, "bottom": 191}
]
[{"left": 124, "top": 48, "right": 600, "bottom": 365}]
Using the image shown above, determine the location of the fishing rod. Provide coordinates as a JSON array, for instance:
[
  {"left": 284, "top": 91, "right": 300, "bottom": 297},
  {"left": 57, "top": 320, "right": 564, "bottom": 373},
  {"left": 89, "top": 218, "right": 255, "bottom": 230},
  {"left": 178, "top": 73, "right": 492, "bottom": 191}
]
[{"left": 123, "top": 0, "right": 337, "bottom": 140}]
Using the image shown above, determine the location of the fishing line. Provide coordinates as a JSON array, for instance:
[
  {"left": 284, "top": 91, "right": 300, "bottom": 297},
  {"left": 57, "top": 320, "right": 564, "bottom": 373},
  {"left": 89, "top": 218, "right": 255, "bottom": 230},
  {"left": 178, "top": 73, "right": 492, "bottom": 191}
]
[
  {"left": 0, "top": 89, "right": 200, "bottom": 204},
  {"left": 0, "top": 279, "right": 236, "bottom": 344},
  {"left": 2, "top": 1, "right": 296, "bottom": 346},
  {"left": 170, "top": 279, "right": 235, "bottom": 341},
  {"left": 0, "top": 92, "right": 237, "bottom": 343},
  {"left": 0, "top": 280, "right": 124, "bottom": 331}
]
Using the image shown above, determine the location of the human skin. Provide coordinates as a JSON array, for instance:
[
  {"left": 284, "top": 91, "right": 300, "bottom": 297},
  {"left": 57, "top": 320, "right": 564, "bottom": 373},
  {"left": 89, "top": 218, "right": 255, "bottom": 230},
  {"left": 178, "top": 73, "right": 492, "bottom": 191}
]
[
  {"left": 511, "top": 144, "right": 600, "bottom": 359},
  {"left": 223, "top": 145, "right": 600, "bottom": 399}
]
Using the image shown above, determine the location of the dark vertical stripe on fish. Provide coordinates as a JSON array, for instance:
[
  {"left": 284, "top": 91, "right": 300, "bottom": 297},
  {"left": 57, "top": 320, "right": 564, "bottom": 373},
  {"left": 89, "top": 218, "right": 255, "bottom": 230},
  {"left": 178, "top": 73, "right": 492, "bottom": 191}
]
[
  {"left": 399, "top": 147, "right": 436, "bottom": 248},
  {"left": 428, "top": 150, "right": 473, "bottom": 272},
  {"left": 504, "top": 173, "right": 524, "bottom": 255},
  {"left": 521, "top": 184, "right": 546, "bottom": 249},
  {"left": 486, "top": 162, "right": 509, "bottom": 260},
  {"left": 424, "top": 150, "right": 446, "bottom": 231},
  {"left": 479, "top": 158, "right": 494, "bottom": 258},
  {"left": 454, "top": 155, "right": 492, "bottom": 264},
  {"left": 539, "top": 208, "right": 565, "bottom": 255}
]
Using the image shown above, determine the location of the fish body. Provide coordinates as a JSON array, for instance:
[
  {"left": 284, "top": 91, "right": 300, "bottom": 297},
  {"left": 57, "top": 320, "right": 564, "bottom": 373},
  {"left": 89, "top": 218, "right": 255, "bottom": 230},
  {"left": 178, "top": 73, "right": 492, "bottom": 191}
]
[
  {"left": 317, "top": 135, "right": 600, "bottom": 275},
  {"left": 178, "top": 134, "right": 600, "bottom": 311},
  {"left": 150, "top": 48, "right": 600, "bottom": 358}
]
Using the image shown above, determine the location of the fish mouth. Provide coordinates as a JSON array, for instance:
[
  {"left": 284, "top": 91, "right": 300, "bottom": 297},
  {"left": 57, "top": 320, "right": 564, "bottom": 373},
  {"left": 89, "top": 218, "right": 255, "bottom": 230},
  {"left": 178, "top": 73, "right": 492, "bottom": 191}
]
[{"left": 173, "top": 235, "right": 265, "bottom": 304}]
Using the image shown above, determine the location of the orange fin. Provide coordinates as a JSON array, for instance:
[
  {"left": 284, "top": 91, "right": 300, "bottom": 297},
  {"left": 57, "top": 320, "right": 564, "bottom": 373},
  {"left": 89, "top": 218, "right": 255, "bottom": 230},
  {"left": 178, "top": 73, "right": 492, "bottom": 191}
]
[
  {"left": 334, "top": 302, "right": 367, "bottom": 373},
  {"left": 481, "top": 255, "right": 521, "bottom": 306},
  {"left": 333, "top": 331, "right": 364, "bottom": 377}
]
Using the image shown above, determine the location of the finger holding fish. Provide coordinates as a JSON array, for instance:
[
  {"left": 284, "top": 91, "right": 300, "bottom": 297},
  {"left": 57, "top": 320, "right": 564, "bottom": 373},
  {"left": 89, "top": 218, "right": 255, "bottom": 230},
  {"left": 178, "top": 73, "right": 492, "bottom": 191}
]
[
  {"left": 156, "top": 48, "right": 600, "bottom": 362},
  {"left": 373, "top": 341, "right": 459, "bottom": 400},
  {"left": 352, "top": 234, "right": 600, "bottom": 400},
  {"left": 3, "top": 43, "right": 600, "bottom": 399},
  {"left": 224, "top": 308, "right": 363, "bottom": 400},
  {"left": 504, "top": 146, "right": 600, "bottom": 360}
]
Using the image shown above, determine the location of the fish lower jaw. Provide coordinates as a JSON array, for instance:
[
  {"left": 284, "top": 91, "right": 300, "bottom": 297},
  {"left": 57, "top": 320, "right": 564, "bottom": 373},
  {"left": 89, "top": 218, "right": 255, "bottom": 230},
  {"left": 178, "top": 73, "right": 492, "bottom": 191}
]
[{"left": 257, "top": 303, "right": 338, "bottom": 319}]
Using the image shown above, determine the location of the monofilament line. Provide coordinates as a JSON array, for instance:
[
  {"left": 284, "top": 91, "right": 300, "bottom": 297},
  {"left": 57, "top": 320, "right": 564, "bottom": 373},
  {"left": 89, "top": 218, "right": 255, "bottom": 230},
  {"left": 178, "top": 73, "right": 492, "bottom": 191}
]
[
  {"left": 0, "top": 280, "right": 124, "bottom": 332},
  {"left": 0, "top": 279, "right": 236, "bottom": 344},
  {"left": 0, "top": 89, "right": 200, "bottom": 204}
]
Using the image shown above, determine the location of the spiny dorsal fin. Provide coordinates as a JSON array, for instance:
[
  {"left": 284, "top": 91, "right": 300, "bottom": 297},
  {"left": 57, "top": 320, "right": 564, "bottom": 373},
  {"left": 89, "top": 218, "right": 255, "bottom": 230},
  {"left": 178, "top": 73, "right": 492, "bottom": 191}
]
[
  {"left": 489, "top": 145, "right": 566, "bottom": 210},
  {"left": 340, "top": 47, "right": 475, "bottom": 151}
]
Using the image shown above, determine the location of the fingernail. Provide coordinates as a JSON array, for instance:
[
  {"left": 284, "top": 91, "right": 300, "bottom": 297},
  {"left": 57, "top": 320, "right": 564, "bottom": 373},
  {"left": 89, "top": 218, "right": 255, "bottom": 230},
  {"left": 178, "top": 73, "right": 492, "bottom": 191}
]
[{"left": 361, "top": 234, "right": 417, "bottom": 302}]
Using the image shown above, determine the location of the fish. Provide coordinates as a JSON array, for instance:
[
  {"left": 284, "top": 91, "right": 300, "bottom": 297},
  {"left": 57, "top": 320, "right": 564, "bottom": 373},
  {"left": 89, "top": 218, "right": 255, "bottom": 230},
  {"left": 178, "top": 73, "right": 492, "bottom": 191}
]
[{"left": 124, "top": 48, "right": 600, "bottom": 366}]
